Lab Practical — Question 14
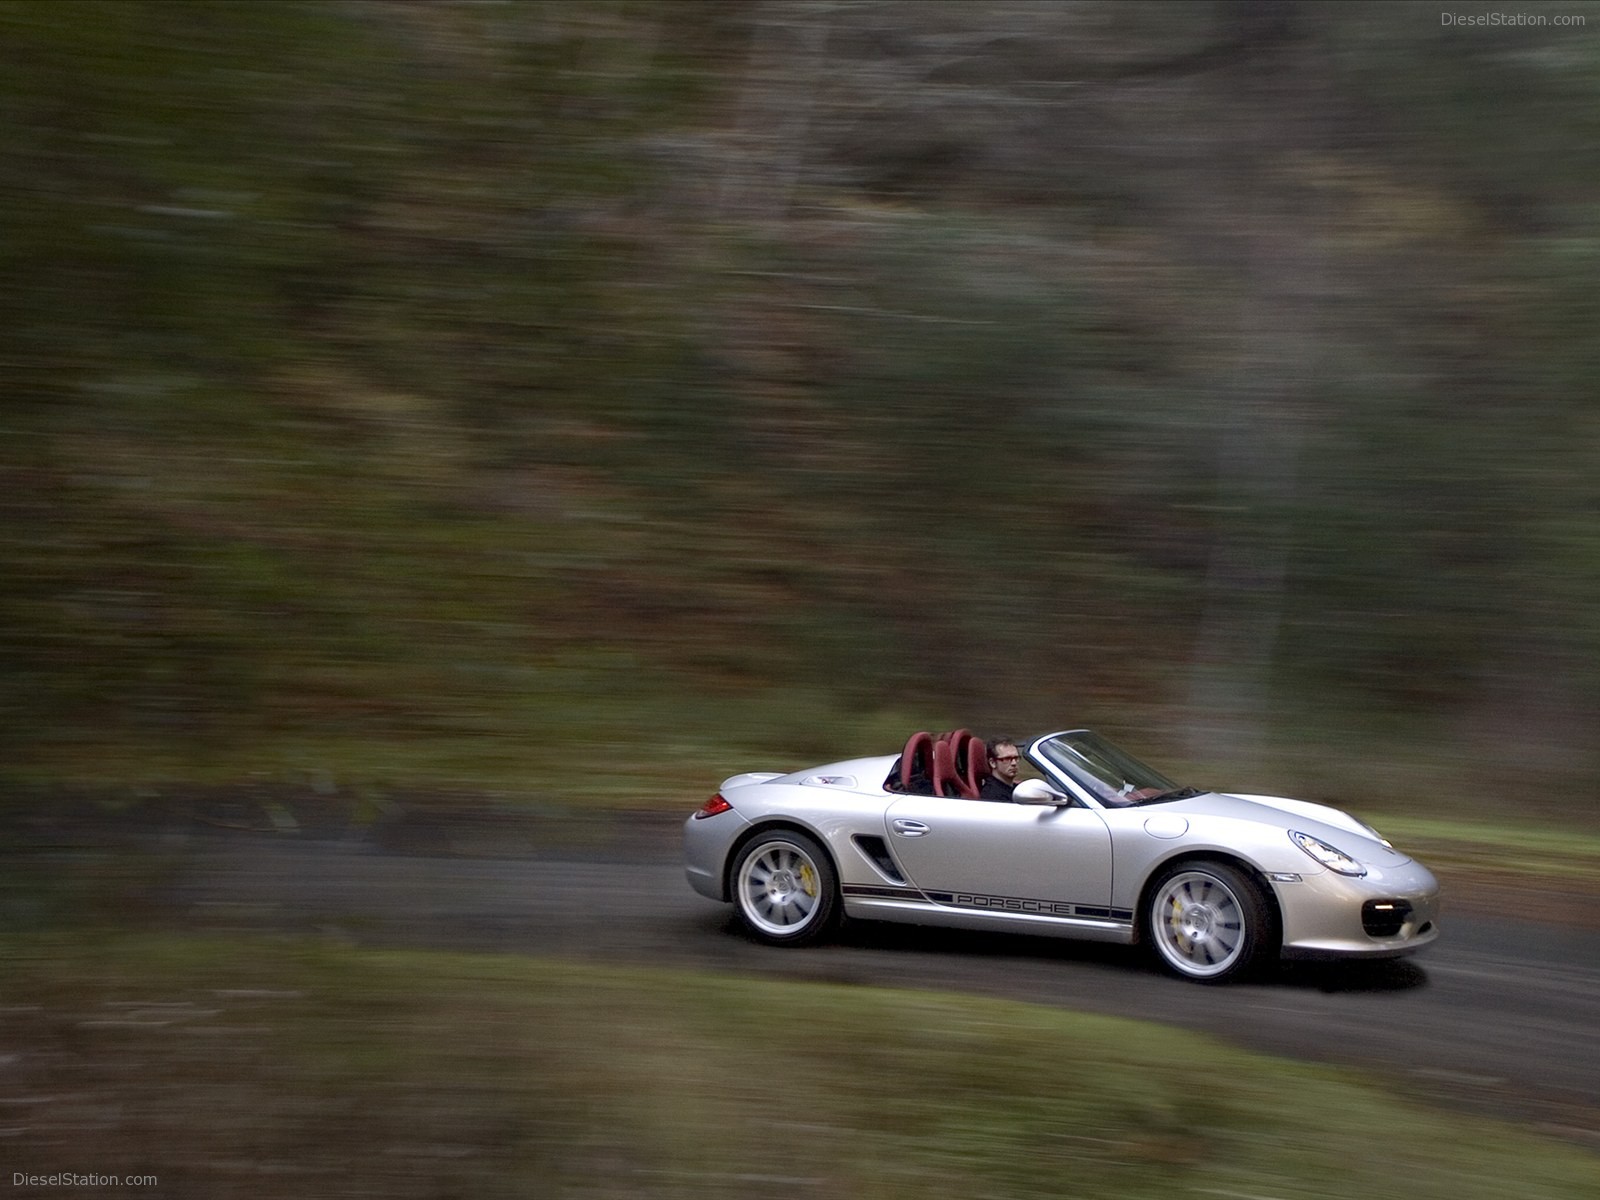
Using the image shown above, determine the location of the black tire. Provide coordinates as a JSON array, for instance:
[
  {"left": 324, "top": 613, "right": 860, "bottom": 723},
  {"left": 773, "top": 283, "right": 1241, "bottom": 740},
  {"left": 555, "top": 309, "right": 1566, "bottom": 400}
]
[
  {"left": 1146, "top": 860, "right": 1272, "bottom": 982},
  {"left": 730, "top": 830, "right": 839, "bottom": 946}
]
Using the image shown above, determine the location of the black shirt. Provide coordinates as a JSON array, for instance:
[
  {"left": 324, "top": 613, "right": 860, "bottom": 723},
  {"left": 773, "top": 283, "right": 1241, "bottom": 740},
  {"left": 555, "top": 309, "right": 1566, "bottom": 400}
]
[{"left": 979, "top": 775, "right": 1015, "bottom": 802}]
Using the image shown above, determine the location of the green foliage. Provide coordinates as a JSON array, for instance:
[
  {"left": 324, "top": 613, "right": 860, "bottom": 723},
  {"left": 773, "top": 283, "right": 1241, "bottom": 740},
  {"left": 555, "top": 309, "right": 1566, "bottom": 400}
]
[{"left": 1, "top": 1, "right": 1598, "bottom": 809}]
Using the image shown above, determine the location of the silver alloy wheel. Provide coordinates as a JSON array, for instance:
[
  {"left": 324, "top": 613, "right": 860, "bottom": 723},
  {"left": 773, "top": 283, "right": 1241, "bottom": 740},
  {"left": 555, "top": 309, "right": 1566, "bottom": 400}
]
[
  {"left": 736, "top": 838, "right": 824, "bottom": 937},
  {"left": 1151, "top": 868, "right": 1250, "bottom": 979}
]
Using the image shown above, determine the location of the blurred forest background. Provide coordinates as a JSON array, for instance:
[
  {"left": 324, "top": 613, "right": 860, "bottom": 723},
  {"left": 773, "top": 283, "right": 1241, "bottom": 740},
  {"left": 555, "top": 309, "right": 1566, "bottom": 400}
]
[{"left": 3, "top": 0, "right": 1598, "bottom": 818}]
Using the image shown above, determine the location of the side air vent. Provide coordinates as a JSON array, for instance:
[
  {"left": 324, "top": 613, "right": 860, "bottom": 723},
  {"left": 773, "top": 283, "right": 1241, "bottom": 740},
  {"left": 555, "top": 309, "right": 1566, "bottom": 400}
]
[
  {"left": 1361, "top": 899, "right": 1413, "bottom": 938},
  {"left": 853, "top": 835, "right": 906, "bottom": 884}
]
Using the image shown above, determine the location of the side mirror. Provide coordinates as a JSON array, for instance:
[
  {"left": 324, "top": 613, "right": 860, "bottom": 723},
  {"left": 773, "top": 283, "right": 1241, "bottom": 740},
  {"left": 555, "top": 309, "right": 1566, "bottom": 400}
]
[{"left": 1012, "top": 779, "right": 1071, "bottom": 806}]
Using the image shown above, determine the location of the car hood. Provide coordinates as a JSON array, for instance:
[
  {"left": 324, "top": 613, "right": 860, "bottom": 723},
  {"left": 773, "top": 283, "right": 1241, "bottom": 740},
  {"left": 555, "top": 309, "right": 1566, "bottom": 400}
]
[{"left": 1174, "top": 791, "right": 1412, "bottom": 868}]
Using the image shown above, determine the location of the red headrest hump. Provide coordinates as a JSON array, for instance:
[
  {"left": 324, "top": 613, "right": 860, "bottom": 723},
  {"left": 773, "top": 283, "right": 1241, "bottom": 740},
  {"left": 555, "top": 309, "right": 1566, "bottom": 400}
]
[
  {"left": 931, "top": 737, "right": 957, "bottom": 798},
  {"left": 964, "top": 738, "right": 989, "bottom": 796},
  {"left": 944, "top": 728, "right": 973, "bottom": 774},
  {"left": 900, "top": 731, "right": 934, "bottom": 793},
  {"left": 933, "top": 736, "right": 978, "bottom": 799}
]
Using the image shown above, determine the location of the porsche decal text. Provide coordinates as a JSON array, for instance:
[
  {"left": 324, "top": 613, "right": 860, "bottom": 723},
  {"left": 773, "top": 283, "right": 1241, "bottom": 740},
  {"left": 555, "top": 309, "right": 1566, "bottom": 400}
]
[
  {"left": 841, "top": 883, "right": 1133, "bottom": 923},
  {"left": 929, "top": 891, "right": 1132, "bottom": 921},
  {"left": 952, "top": 893, "right": 1076, "bottom": 916}
]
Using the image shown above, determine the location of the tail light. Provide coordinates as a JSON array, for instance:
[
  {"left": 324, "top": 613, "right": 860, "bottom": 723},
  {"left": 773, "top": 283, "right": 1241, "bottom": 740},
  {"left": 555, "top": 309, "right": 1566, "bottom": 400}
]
[{"left": 694, "top": 793, "right": 733, "bottom": 819}]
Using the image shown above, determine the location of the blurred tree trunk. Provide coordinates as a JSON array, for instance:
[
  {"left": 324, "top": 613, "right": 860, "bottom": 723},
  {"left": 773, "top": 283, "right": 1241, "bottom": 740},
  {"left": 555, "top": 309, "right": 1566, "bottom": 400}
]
[
  {"left": 717, "top": 0, "right": 831, "bottom": 224},
  {"left": 1185, "top": 229, "right": 1314, "bottom": 763},
  {"left": 1182, "top": 2, "right": 1328, "bottom": 764}
]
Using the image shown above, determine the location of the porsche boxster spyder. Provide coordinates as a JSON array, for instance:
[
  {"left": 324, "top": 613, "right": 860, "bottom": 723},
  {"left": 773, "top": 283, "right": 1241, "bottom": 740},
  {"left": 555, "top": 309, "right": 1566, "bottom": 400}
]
[{"left": 683, "top": 728, "right": 1440, "bottom": 981}]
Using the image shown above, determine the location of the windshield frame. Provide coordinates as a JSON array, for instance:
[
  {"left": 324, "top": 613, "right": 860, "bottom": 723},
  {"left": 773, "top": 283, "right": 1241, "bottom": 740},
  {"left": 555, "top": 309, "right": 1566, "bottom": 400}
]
[{"left": 1026, "top": 730, "right": 1191, "bottom": 809}]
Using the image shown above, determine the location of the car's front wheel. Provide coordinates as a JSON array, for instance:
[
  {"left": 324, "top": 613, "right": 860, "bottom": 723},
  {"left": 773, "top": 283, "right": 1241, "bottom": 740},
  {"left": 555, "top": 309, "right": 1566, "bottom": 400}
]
[
  {"left": 731, "top": 831, "right": 839, "bottom": 946},
  {"left": 1147, "top": 860, "right": 1271, "bottom": 982}
]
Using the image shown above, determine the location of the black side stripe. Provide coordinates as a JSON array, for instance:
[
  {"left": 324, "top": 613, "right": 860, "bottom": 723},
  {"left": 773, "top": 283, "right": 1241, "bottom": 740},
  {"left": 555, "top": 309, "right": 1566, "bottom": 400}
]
[
  {"left": 843, "top": 884, "right": 929, "bottom": 901},
  {"left": 842, "top": 884, "right": 1132, "bottom": 923}
]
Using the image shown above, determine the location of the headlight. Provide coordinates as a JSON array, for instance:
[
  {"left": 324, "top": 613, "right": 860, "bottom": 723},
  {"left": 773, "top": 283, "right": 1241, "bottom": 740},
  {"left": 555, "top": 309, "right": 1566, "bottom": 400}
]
[{"left": 1289, "top": 830, "right": 1366, "bottom": 877}]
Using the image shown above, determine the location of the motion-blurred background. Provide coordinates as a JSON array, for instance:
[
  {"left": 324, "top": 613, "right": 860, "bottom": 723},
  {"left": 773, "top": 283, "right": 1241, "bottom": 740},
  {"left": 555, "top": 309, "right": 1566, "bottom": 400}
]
[
  {"left": 4, "top": 0, "right": 1598, "bottom": 819},
  {"left": 6, "top": 5, "right": 1600, "bottom": 1197}
]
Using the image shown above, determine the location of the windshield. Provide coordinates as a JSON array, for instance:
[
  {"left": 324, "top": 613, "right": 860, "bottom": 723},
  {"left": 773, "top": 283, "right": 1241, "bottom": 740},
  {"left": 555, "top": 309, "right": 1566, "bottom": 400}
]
[{"left": 1031, "top": 731, "right": 1199, "bottom": 807}]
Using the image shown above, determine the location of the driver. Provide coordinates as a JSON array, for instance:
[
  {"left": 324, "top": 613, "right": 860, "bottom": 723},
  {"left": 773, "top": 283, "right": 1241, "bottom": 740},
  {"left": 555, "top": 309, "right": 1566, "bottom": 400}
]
[{"left": 980, "top": 737, "right": 1020, "bottom": 801}]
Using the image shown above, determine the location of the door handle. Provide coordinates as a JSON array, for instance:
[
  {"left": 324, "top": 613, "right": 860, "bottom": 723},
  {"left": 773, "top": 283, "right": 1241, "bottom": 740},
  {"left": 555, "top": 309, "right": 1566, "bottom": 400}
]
[{"left": 891, "top": 819, "right": 930, "bottom": 837}]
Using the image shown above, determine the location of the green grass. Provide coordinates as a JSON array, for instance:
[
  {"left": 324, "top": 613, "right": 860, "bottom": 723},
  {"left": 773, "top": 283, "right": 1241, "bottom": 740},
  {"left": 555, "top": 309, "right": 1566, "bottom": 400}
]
[
  {"left": 1373, "top": 815, "right": 1600, "bottom": 881},
  {"left": 2, "top": 933, "right": 1597, "bottom": 1199}
]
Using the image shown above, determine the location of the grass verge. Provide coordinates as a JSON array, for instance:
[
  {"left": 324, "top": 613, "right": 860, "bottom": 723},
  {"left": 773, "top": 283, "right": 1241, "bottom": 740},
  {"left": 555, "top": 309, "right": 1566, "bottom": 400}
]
[
  {"left": 3, "top": 933, "right": 1597, "bottom": 1199},
  {"left": 1372, "top": 816, "right": 1600, "bottom": 879}
]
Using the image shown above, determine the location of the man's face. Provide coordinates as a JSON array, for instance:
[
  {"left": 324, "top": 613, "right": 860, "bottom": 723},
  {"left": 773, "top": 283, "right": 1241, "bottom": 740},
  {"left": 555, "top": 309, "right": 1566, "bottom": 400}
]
[{"left": 990, "top": 743, "right": 1020, "bottom": 784}]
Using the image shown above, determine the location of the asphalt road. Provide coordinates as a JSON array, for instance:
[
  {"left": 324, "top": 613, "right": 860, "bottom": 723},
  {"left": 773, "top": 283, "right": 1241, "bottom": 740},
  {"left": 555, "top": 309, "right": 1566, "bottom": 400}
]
[{"left": 160, "top": 823, "right": 1600, "bottom": 1149}]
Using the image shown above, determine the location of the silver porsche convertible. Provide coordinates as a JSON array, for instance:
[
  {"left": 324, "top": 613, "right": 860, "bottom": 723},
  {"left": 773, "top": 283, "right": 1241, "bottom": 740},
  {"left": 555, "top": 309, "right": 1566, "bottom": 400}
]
[{"left": 683, "top": 729, "right": 1440, "bottom": 982}]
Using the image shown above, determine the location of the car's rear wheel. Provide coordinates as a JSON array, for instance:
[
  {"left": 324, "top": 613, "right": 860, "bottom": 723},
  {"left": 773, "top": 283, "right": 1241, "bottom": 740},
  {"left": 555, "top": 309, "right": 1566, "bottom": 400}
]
[
  {"left": 732, "top": 831, "right": 839, "bottom": 946},
  {"left": 1147, "top": 860, "right": 1270, "bottom": 982}
]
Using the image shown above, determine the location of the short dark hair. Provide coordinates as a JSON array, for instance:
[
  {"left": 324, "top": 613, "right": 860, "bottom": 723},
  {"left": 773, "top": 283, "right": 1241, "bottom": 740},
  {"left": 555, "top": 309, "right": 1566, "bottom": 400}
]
[{"left": 987, "top": 737, "right": 1017, "bottom": 761}]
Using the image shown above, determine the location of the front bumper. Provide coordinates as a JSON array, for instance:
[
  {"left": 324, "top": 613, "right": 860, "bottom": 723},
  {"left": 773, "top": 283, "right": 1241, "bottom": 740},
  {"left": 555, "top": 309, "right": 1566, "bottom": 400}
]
[{"left": 1275, "top": 857, "right": 1441, "bottom": 959}]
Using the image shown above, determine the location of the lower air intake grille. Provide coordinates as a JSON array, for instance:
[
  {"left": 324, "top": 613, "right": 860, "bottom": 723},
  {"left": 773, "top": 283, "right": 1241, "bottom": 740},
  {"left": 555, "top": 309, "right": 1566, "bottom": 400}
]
[{"left": 1362, "top": 899, "right": 1413, "bottom": 938}]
